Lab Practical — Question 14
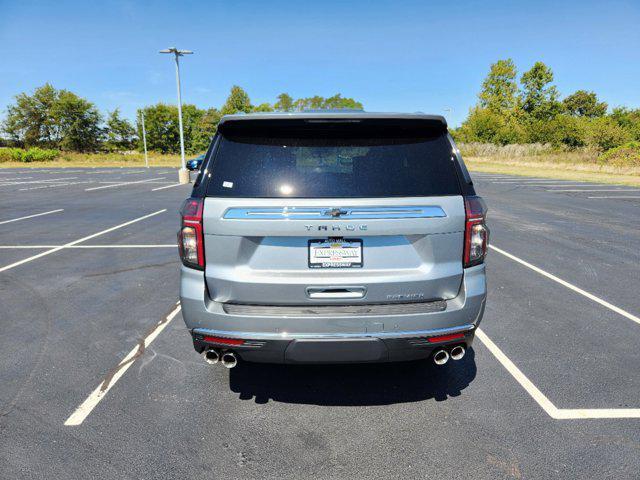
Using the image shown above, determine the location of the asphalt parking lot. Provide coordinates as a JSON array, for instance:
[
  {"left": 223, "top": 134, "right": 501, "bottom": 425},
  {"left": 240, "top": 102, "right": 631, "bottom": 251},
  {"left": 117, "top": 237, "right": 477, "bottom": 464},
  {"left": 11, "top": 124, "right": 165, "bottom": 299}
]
[{"left": 1, "top": 167, "right": 639, "bottom": 479}]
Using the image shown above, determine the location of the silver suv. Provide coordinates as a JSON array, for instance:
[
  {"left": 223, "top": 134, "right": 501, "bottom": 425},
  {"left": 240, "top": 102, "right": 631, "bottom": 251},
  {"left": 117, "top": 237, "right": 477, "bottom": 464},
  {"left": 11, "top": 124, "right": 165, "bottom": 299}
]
[{"left": 178, "top": 112, "right": 488, "bottom": 368}]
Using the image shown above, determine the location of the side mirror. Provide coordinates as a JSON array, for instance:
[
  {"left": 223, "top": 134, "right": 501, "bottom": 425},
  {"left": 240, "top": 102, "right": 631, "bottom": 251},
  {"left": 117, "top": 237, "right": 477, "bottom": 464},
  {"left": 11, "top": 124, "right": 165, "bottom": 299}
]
[{"left": 186, "top": 158, "right": 203, "bottom": 171}]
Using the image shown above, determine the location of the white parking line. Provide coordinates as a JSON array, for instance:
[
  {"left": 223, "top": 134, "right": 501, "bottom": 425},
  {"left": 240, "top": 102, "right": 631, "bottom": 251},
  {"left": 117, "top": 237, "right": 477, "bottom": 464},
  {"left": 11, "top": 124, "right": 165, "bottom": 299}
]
[
  {"left": 476, "top": 329, "right": 640, "bottom": 419},
  {"left": 100, "top": 181, "right": 175, "bottom": 184},
  {"left": 0, "top": 209, "right": 64, "bottom": 225},
  {"left": 85, "top": 178, "right": 162, "bottom": 191},
  {"left": 588, "top": 196, "right": 640, "bottom": 199},
  {"left": 490, "top": 180, "right": 588, "bottom": 184},
  {"left": 489, "top": 245, "right": 640, "bottom": 326},
  {"left": 0, "top": 244, "right": 174, "bottom": 249},
  {"left": 547, "top": 189, "right": 640, "bottom": 193},
  {"left": 0, "top": 177, "right": 33, "bottom": 182},
  {"left": 542, "top": 184, "right": 607, "bottom": 188},
  {"left": 0, "top": 209, "right": 166, "bottom": 273},
  {"left": 19, "top": 181, "right": 93, "bottom": 191},
  {"left": 151, "top": 183, "right": 183, "bottom": 191},
  {"left": 493, "top": 183, "right": 600, "bottom": 187},
  {"left": 513, "top": 184, "right": 599, "bottom": 187},
  {"left": 64, "top": 303, "right": 182, "bottom": 426},
  {"left": 0, "top": 177, "right": 78, "bottom": 187}
]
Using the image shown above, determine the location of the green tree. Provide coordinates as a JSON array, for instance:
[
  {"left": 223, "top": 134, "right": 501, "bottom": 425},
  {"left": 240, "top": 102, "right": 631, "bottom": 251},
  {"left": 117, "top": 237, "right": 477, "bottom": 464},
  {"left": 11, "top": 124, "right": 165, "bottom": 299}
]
[
  {"left": 252, "top": 103, "right": 274, "bottom": 112},
  {"left": 292, "top": 94, "right": 363, "bottom": 111},
  {"left": 563, "top": 90, "right": 607, "bottom": 117},
  {"left": 610, "top": 107, "right": 640, "bottom": 141},
  {"left": 3, "top": 84, "right": 103, "bottom": 151},
  {"left": 190, "top": 107, "right": 221, "bottom": 152},
  {"left": 3, "top": 83, "right": 60, "bottom": 147},
  {"left": 478, "top": 59, "right": 518, "bottom": 114},
  {"left": 51, "top": 90, "right": 103, "bottom": 151},
  {"left": 322, "top": 94, "right": 363, "bottom": 110},
  {"left": 138, "top": 103, "right": 216, "bottom": 154},
  {"left": 221, "top": 86, "right": 252, "bottom": 115},
  {"left": 520, "top": 62, "right": 562, "bottom": 120},
  {"left": 526, "top": 115, "right": 587, "bottom": 148},
  {"left": 586, "top": 117, "right": 632, "bottom": 151},
  {"left": 138, "top": 104, "right": 181, "bottom": 154},
  {"left": 105, "top": 108, "right": 136, "bottom": 151},
  {"left": 295, "top": 95, "right": 324, "bottom": 110},
  {"left": 274, "top": 93, "right": 294, "bottom": 111}
]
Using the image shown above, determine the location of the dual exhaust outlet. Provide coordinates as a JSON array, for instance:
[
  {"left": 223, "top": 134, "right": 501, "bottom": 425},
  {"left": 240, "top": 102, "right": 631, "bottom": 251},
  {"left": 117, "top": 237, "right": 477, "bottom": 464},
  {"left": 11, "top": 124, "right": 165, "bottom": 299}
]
[
  {"left": 202, "top": 348, "right": 238, "bottom": 369},
  {"left": 203, "top": 345, "right": 465, "bottom": 368},
  {"left": 433, "top": 345, "right": 466, "bottom": 366}
]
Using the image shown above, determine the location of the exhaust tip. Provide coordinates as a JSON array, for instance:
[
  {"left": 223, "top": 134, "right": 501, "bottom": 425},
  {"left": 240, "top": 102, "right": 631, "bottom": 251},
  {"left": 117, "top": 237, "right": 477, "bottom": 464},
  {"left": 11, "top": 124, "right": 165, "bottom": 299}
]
[
  {"left": 202, "top": 348, "right": 219, "bottom": 365},
  {"left": 451, "top": 345, "right": 466, "bottom": 361},
  {"left": 433, "top": 349, "right": 449, "bottom": 366},
  {"left": 221, "top": 352, "right": 238, "bottom": 369}
]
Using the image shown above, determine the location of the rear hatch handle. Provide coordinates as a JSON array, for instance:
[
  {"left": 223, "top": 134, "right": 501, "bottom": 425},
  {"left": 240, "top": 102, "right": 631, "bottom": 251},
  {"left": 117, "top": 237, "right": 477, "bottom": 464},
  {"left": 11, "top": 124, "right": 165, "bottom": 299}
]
[{"left": 306, "top": 286, "right": 367, "bottom": 300}]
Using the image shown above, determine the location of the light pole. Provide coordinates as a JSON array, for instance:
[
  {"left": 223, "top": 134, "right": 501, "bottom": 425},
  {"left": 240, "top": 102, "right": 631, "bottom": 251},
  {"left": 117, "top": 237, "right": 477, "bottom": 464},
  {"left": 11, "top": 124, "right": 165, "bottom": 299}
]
[
  {"left": 140, "top": 110, "right": 148, "bottom": 168},
  {"left": 160, "top": 47, "right": 193, "bottom": 184}
]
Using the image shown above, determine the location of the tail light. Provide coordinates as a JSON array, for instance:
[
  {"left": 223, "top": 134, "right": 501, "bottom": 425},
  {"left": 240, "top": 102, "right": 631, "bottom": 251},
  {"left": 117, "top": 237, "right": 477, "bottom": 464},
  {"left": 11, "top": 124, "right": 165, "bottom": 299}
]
[
  {"left": 427, "top": 333, "right": 465, "bottom": 343},
  {"left": 463, "top": 196, "right": 489, "bottom": 267},
  {"left": 178, "top": 197, "right": 204, "bottom": 270}
]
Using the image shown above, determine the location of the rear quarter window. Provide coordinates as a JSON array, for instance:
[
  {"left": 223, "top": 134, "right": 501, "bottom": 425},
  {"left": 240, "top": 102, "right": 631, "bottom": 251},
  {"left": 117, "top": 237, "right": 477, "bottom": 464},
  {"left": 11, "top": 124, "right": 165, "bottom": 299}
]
[{"left": 206, "top": 126, "right": 460, "bottom": 198}]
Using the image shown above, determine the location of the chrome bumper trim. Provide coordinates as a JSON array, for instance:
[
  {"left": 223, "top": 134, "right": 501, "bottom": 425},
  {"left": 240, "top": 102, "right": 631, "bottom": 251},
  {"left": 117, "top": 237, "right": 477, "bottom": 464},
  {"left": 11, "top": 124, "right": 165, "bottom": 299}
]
[{"left": 192, "top": 323, "right": 475, "bottom": 341}]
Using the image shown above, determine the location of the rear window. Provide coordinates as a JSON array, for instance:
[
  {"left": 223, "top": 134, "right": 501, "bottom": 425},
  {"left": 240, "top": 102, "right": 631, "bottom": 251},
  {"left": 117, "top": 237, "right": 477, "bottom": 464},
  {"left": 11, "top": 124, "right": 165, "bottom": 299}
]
[{"left": 206, "top": 125, "right": 460, "bottom": 198}]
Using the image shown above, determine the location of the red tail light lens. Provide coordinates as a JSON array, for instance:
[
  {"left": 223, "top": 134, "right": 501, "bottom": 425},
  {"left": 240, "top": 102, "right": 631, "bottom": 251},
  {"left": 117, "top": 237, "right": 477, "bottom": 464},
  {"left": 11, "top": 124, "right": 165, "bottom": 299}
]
[
  {"left": 463, "top": 196, "right": 489, "bottom": 267},
  {"left": 178, "top": 198, "right": 204, "bottom": 270},
  {"left": 203, "top": 335, "right": 245, "bottom": 346},
  {"left": 427, "top": 333, "right": 465, "bottom": 343}
]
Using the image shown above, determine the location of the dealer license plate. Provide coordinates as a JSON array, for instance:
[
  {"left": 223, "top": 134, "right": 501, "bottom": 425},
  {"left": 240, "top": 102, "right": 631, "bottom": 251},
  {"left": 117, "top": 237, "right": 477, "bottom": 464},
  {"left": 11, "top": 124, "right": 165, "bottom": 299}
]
[{"left": 308, "top": 239, "right": 363, "bottom": 268}]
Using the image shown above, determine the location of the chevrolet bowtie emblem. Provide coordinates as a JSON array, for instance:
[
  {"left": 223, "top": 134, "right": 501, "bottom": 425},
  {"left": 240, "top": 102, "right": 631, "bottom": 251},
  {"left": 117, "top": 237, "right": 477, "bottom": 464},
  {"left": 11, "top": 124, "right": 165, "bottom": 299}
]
[{"left": 324, "top": 208, "right": 349, "bottom": 218}]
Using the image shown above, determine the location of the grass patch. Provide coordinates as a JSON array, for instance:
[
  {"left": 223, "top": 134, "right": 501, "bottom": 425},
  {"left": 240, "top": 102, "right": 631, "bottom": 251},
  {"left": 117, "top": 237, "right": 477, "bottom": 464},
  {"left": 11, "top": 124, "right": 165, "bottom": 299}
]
[
  {"left": 461, "top": 142, "right": 640, "bottom": 186},
  {"left": 0, "top": 151, "right": 184, "bottom": 168},
  {"left": 466, "top": 157, "right": 640, "bottom": 186}
]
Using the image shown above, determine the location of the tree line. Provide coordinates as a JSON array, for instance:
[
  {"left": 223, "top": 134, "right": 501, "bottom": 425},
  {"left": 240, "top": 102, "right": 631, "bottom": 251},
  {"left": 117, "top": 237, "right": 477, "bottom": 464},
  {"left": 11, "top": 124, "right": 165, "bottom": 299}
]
[
  {"left": 1, "top": 85, "right": 363, "bottom": 154},
  {"left": 453, "top": 59, "right": 640, "bottom": 152},
  {"left": 4, "top": 68, "right": 639, "bottom": 156}
]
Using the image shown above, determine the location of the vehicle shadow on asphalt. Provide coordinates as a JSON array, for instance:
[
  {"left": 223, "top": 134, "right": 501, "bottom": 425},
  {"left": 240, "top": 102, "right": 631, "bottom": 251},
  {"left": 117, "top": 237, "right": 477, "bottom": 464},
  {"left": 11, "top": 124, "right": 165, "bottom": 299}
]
[{"left": 228, "top": 349, "right": 476, "bottom": 405}]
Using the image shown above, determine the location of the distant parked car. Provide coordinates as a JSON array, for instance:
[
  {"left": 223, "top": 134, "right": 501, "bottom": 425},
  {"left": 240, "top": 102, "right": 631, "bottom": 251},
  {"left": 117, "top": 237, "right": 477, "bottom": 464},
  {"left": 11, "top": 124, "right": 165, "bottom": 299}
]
[
  {"left": 186, "top": 154, "right": 205, "bottom": 171},
  {"left": 178, "top": 111, "right": 488, "bottom": 369}
]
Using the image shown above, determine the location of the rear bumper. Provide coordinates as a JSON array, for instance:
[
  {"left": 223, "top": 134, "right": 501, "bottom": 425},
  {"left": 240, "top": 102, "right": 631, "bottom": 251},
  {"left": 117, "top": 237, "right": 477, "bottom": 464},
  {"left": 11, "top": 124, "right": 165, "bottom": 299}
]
[{"left": 180, "top": 264, "right": 486, "bottom": 364}]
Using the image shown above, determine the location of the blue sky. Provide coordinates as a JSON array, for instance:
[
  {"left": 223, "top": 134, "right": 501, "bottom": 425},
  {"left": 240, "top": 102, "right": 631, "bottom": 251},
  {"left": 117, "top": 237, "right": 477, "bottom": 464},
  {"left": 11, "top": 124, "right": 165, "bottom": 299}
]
[{"left": 1, "top": 0, "right": 639, "bottom": 127}]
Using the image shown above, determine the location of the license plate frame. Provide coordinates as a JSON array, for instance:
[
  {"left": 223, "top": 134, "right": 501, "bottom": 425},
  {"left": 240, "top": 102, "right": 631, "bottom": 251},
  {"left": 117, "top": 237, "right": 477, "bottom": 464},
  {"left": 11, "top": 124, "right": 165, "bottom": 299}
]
[{"left": 308, "top": 238, "right": 363, "bottom": 269}]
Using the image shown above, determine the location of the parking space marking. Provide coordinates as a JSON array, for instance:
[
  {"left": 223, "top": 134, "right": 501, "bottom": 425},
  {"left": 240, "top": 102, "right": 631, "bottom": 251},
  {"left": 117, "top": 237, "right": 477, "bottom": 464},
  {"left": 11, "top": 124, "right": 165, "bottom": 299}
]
[
  {"left": 475, "top": 329, "right": 558, "bottom": 415},
  {"left": 19, "top": 181, "right": 94, "bottom": 191},
  {"left": 490, "top": 180, "right": 591, "bottom": 184},
  {"left": 64, "top": 303, "right": 182, "bottom": 426},
  {"left": 0, "top": 209, "right": 166, "bottom": 273},
  {"left": 99, "top": 180, "right": 174, "bottom": 184},
  {"left": 476, "top": 329, "right": 640, "bottom": 419},
  {"left": 0, "top": 244, "right": 175, "bottom": 249},
  {"left": 0, "top": 176, "right": 34, "bottom": 182},
  {"left": 85, "top": 178, "right": 164, "bottom": 191},
  {"left": 588, "top": 196, "right": 640, "bottom": 199},
  {"left": 0, "top": 177, "right": 78, "bottom": 187},
  {"left": 494, "top": 183, "right": 600, "bottom": 187},
  {"left": 546, "top": 189, "right": 640, "bottom": 193},
  {"left": 542, "top": 184, "right": 611, "bottom": 188},
  {"left": 0, "top": 209, "right": 64, "bottom": 225},
  {"left": 489, "top": 245, "right": 640, "bottom": 326},
  {"left": 151, "top": 183, "right": 184, "bottom": 191}
]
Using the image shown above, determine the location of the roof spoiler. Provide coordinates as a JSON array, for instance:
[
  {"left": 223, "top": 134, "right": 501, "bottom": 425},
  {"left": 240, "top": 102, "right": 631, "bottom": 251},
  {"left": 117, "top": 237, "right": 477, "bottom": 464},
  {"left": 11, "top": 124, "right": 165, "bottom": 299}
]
[{"left": 218, "top": 113, "right": 447, "bottom": 134}]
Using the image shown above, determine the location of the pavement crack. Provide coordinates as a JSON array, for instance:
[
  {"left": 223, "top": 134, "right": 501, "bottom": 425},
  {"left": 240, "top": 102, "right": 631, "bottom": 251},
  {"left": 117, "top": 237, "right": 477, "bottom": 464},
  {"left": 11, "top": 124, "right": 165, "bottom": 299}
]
[{"left": 82, "top": 260, "right": 176, "bottom": 278}]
